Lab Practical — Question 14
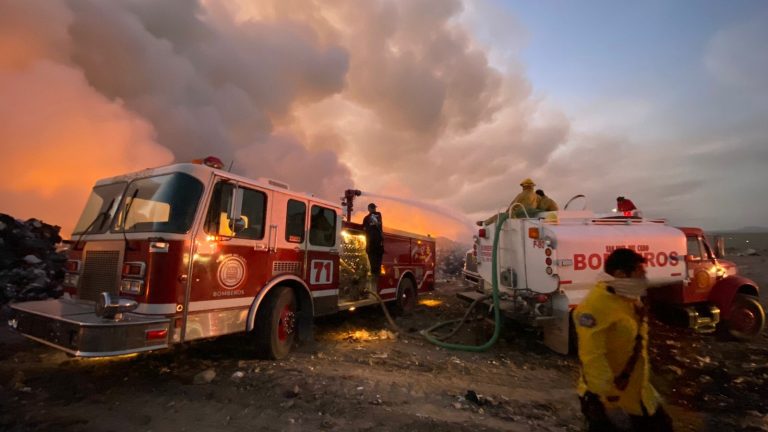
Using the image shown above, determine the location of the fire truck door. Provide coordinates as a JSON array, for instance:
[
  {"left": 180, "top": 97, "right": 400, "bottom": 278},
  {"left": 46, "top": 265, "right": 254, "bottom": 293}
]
[
  {"left": 270, "top": 195, "right": 307, "bottom": 278},
  {"left": 185, "top": 180, "right": 273, "bottom": 341},
  {"left": 683, "top": 235, "right": 716, "bottom": 303},
  {"left": 305, "top": 203, "right": 341, "bottom": 315}
]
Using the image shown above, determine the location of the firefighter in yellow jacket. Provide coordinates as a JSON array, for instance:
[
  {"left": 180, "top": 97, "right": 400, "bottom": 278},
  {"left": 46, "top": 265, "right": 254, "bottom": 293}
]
[
  {"left": 481, "top": 177, "right": 541, "bottom": 225},
  {"left": 535, "top": 189, "right": 559, "bottom": 211},
  {"left": 510, "top": 178, "right": 539, "bottom": 210},
  {"left": 574, "top": 248, "right": 673, "bottom": 431}
]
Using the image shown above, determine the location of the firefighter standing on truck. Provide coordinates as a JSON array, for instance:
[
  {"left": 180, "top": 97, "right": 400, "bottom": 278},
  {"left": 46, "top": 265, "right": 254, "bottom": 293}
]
[
  {"left": 574, "top": 248, "right": 674, "bottom": 431},
  {"left": 617, "top": 196, "right": 638, "bottom": 212},
  {"left": 482, "top": 177, "right": 540, "bottom": 225},
  {"left": 535, "top": 189, "right": 559, "bottom": 211},
  {"left": 362, "top": 203, "right": 384, "bottom": 280},
  {"left": 511, "top": 178, "right": 539, "bottom": 210}
]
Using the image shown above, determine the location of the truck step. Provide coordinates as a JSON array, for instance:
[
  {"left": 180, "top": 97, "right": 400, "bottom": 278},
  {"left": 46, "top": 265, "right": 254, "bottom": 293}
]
[
  {"left": 685, "top": 305, "right": 720, "bottom": 334},
  {"left": 457, "top": 290, "right": 488, "bottom": 303}
]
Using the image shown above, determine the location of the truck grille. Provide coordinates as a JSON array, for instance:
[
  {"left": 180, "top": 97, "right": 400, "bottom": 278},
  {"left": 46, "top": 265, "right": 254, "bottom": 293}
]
[{"left": 78, "top": 250, "right": 120, "bottom": 301}]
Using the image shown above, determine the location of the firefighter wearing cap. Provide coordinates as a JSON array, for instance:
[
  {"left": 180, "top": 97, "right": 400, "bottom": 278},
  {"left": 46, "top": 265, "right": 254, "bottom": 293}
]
[
  {"left": 617, "top": 196, "right": 638, "bottom": 212},
  {"left": 574, "top": 248, "right": 673, "bottom": 431},
  {"left": 536, "top": 189, "right": 559, "bottom": 212},
  {"left": 362, "top": 203, "right": 384, "bottom": 278}
]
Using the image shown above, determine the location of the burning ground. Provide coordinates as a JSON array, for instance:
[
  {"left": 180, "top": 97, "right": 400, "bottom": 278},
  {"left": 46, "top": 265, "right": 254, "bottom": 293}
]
[{"left": 2, "top": 255, "right": 768, "bottom": 432}]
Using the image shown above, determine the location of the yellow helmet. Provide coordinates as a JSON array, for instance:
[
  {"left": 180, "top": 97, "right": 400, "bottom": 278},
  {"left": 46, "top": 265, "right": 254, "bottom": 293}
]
[{"left": 520, "top": 178, "right": 536, "bottom": 187}]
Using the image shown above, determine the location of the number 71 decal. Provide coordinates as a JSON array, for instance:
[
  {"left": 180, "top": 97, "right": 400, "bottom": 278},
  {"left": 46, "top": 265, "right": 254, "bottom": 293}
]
[{"left": 310, "top": 260, "right": 333, "bottom": 285}]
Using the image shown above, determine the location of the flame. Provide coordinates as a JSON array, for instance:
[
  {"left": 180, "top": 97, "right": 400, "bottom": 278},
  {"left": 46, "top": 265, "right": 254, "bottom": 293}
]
[
  {"left": 418, "top": 299, "right": 443, "bottom": 307},
  {"left": 330, "top": 328, "right": 397, "bottom": 342}
]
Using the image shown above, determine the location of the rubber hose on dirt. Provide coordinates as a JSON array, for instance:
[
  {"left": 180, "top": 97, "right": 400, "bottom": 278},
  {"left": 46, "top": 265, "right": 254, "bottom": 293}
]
[
  {"left": 366, "top": 284, "right": 490, "bottom": 341},
  {"left": 420, "top": 212, "right": 508, "bottom": 352}
]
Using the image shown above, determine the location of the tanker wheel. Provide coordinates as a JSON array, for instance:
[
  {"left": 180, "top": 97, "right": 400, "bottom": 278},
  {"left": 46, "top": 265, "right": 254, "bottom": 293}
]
[
  {"left": 727, "top": 294, "right": 766, "bottom": 340},
  {"left": 255, "top": 286, "right": 296, "bottom": 359},
  {"left": 392, "top": 277, "right": 418, "bottom": 316}
]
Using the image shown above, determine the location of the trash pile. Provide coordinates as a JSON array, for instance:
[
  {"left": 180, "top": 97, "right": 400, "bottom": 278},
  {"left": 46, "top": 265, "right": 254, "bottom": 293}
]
[
  {"left": 0, "top": 213, "right": 66, "bottom": 304},
  {"left": 435, "top": 237, "right": 470, "bottom": 281}
]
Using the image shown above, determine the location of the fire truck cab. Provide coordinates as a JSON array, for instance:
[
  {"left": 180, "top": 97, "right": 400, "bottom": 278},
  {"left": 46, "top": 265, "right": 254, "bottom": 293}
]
[
  {"left": 9, "top": 160, "right": 435, "bottom": 358},
  {"left": 461, "top": 210, "right": 764, "bottom": 354}
]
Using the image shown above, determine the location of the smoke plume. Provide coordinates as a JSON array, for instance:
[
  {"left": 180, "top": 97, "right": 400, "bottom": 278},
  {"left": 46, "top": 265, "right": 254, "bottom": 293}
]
[{"left": 0, "top": 0, "right": 571, "bottom": 240}]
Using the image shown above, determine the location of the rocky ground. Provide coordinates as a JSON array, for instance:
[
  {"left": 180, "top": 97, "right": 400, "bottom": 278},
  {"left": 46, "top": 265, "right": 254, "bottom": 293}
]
[{"left": 1, "top": 256, "right": 767, "bottom": 432}]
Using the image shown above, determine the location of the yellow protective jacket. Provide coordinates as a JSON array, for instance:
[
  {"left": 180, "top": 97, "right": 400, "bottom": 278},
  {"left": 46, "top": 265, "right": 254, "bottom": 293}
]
[
  {"left": 509, "top": 188, "right": 539, "bottom": 210},
  {"left": 574, "top": 282, "right": 661, "bottom": 416},
  {"left": 537, "top": 196, "right": 559, "bottom": 211}
]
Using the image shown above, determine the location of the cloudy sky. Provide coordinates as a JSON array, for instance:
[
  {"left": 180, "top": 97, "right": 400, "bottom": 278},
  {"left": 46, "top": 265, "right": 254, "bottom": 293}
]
[{"left": 0, "top": 0, "right": 766, "bottom": 240}]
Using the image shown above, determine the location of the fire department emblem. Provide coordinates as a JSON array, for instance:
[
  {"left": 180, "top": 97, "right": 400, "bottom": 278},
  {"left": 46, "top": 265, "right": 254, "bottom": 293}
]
[{"left": 218, "top": 255, "right": 247, "bottom": 289}]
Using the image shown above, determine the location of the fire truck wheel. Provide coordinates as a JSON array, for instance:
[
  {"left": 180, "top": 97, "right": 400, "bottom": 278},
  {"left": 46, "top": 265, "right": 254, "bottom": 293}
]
[
  {"left": 392, "top": 277, "right": 418, "bottom": 316},
  {"left": 255, "top": 286, "right": 296, "bottom": 359},
  {"left": 727, "top": 294, "right": 766, "bottom": 341}
]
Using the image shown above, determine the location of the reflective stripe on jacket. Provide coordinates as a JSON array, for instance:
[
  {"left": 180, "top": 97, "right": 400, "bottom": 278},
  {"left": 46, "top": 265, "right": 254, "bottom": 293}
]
[{"left": 574, "top": 281, "right": 661, "bottom": 416}]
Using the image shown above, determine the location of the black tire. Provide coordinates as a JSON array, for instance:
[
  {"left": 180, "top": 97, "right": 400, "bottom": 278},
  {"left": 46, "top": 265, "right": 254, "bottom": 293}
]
[
  {"left": 727, "top": 294, "right": 766, "bottom": 340},
  {"left": 392, "top": 277, "right": 418, "bottom": 316},
  {"left": 255, "top": 286, "right": 296, "bottom": 359}
]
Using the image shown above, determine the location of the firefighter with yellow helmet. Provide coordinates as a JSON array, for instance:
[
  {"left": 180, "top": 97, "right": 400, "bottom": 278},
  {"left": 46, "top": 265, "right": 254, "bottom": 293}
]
[
  {"left": 481, "top": 177, "right": 542, "bottom": 225},
  {"left": 574, "top": 248, "right": 674, "bottom": 431},
  {"left": 510, "top": 178, "right": 539, "bottom": 210}
]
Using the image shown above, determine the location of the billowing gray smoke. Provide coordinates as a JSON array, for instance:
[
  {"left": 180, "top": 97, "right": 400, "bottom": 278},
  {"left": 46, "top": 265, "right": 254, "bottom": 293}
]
[{"left": 0, "top": 0, "right": 572, "bottom": 239}]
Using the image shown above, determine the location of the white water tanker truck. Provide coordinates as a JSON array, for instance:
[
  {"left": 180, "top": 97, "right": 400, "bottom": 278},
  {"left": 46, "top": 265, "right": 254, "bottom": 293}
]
[{"left": 461, "top": 209, "right": 764, "bottom": 354}]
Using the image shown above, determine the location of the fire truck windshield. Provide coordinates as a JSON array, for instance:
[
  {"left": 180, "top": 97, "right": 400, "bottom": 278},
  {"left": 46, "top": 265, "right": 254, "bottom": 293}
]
[
  {"left": 112, "top": 173, "right": 204, "bottom": 234},
  {"left": 72, "top": 182, "right": 127, "bottom": 235}
]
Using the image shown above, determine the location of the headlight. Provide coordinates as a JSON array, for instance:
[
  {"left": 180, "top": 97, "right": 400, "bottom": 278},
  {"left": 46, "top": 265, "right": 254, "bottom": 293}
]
[{"left": 64, "top": 273, "right": 80, "bottom": 287}]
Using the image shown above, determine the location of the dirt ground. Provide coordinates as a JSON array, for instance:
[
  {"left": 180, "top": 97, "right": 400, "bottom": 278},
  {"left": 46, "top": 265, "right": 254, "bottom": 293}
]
[{"left": 1, "top": 256, "right": 767, "bottom": 432}]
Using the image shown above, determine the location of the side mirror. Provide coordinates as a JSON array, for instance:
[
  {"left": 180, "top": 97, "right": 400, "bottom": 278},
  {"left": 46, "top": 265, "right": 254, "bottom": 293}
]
[
  {"left": 713, "top": 236, "right": 725, "bottom": 259},
  {"left": 685, "top": 254, "right": 698, "bottom": 262},
  {"left": 226, "top": 184, "right": 244, "bottom": 234}
]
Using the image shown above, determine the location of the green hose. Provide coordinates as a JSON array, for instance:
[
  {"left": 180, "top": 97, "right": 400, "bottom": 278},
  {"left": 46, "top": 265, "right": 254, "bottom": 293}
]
[{"left": 421, "top": 212, "right": 508, "bottom": 351}]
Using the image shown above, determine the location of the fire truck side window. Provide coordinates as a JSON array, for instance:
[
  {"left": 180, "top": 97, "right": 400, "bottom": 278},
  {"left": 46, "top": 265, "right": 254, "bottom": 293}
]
[
  {"left": 204, "top": 182, "right": 267, "bottom": 240},
  {"left": 285, "top": 200, "right": 306, "bottom": 243},
  {"left": 686, "top": 237, "right": 703, "bottom": 260},
  {"left": 309, "top": 206, "right": 336, "bottom": 247},
  {"left": 237, "top": 188, "right": 267, "bottom": 240}
]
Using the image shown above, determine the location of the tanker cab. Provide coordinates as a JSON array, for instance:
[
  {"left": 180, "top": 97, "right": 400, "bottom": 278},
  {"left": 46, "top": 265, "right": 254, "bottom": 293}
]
[{"left": 683, "top": 235, "right": 719, "bottom": 303}]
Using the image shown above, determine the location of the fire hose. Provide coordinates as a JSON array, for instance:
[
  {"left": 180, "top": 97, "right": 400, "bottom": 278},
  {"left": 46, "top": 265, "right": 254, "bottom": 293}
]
[{"left": 364, "top": 212, "right": 507, "bottom": 351}]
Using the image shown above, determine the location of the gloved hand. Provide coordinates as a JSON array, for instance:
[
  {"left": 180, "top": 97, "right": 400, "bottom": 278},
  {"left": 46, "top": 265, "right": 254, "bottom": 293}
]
[
  {"left": 605, "top": 406, "right": 631, "bottom": 430},
  {"left": 602, "top": 394, "right": 631, "bottom": 430}
]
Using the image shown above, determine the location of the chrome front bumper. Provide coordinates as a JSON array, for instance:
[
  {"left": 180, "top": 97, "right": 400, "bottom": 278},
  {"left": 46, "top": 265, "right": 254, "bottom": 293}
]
[{"left": 9, "top": 298, "right": 170, "bottom": 357}]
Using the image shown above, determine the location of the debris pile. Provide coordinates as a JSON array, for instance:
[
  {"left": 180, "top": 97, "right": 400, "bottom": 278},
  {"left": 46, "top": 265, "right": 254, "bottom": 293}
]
[
  {"left": 0, "top": 213, "right": 66, "bottom": 304},
  {"left": 435, "top": 237, "right": 470, "bottom": 281}
]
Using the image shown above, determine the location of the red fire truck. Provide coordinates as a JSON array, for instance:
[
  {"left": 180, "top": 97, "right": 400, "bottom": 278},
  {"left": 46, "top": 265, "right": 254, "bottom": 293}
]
[
  {"left": 461, "top": 209, "right": 765, "bottom": 354},
  {"left": 8, "top": 158, "right": 435, "bottom": 358}
]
